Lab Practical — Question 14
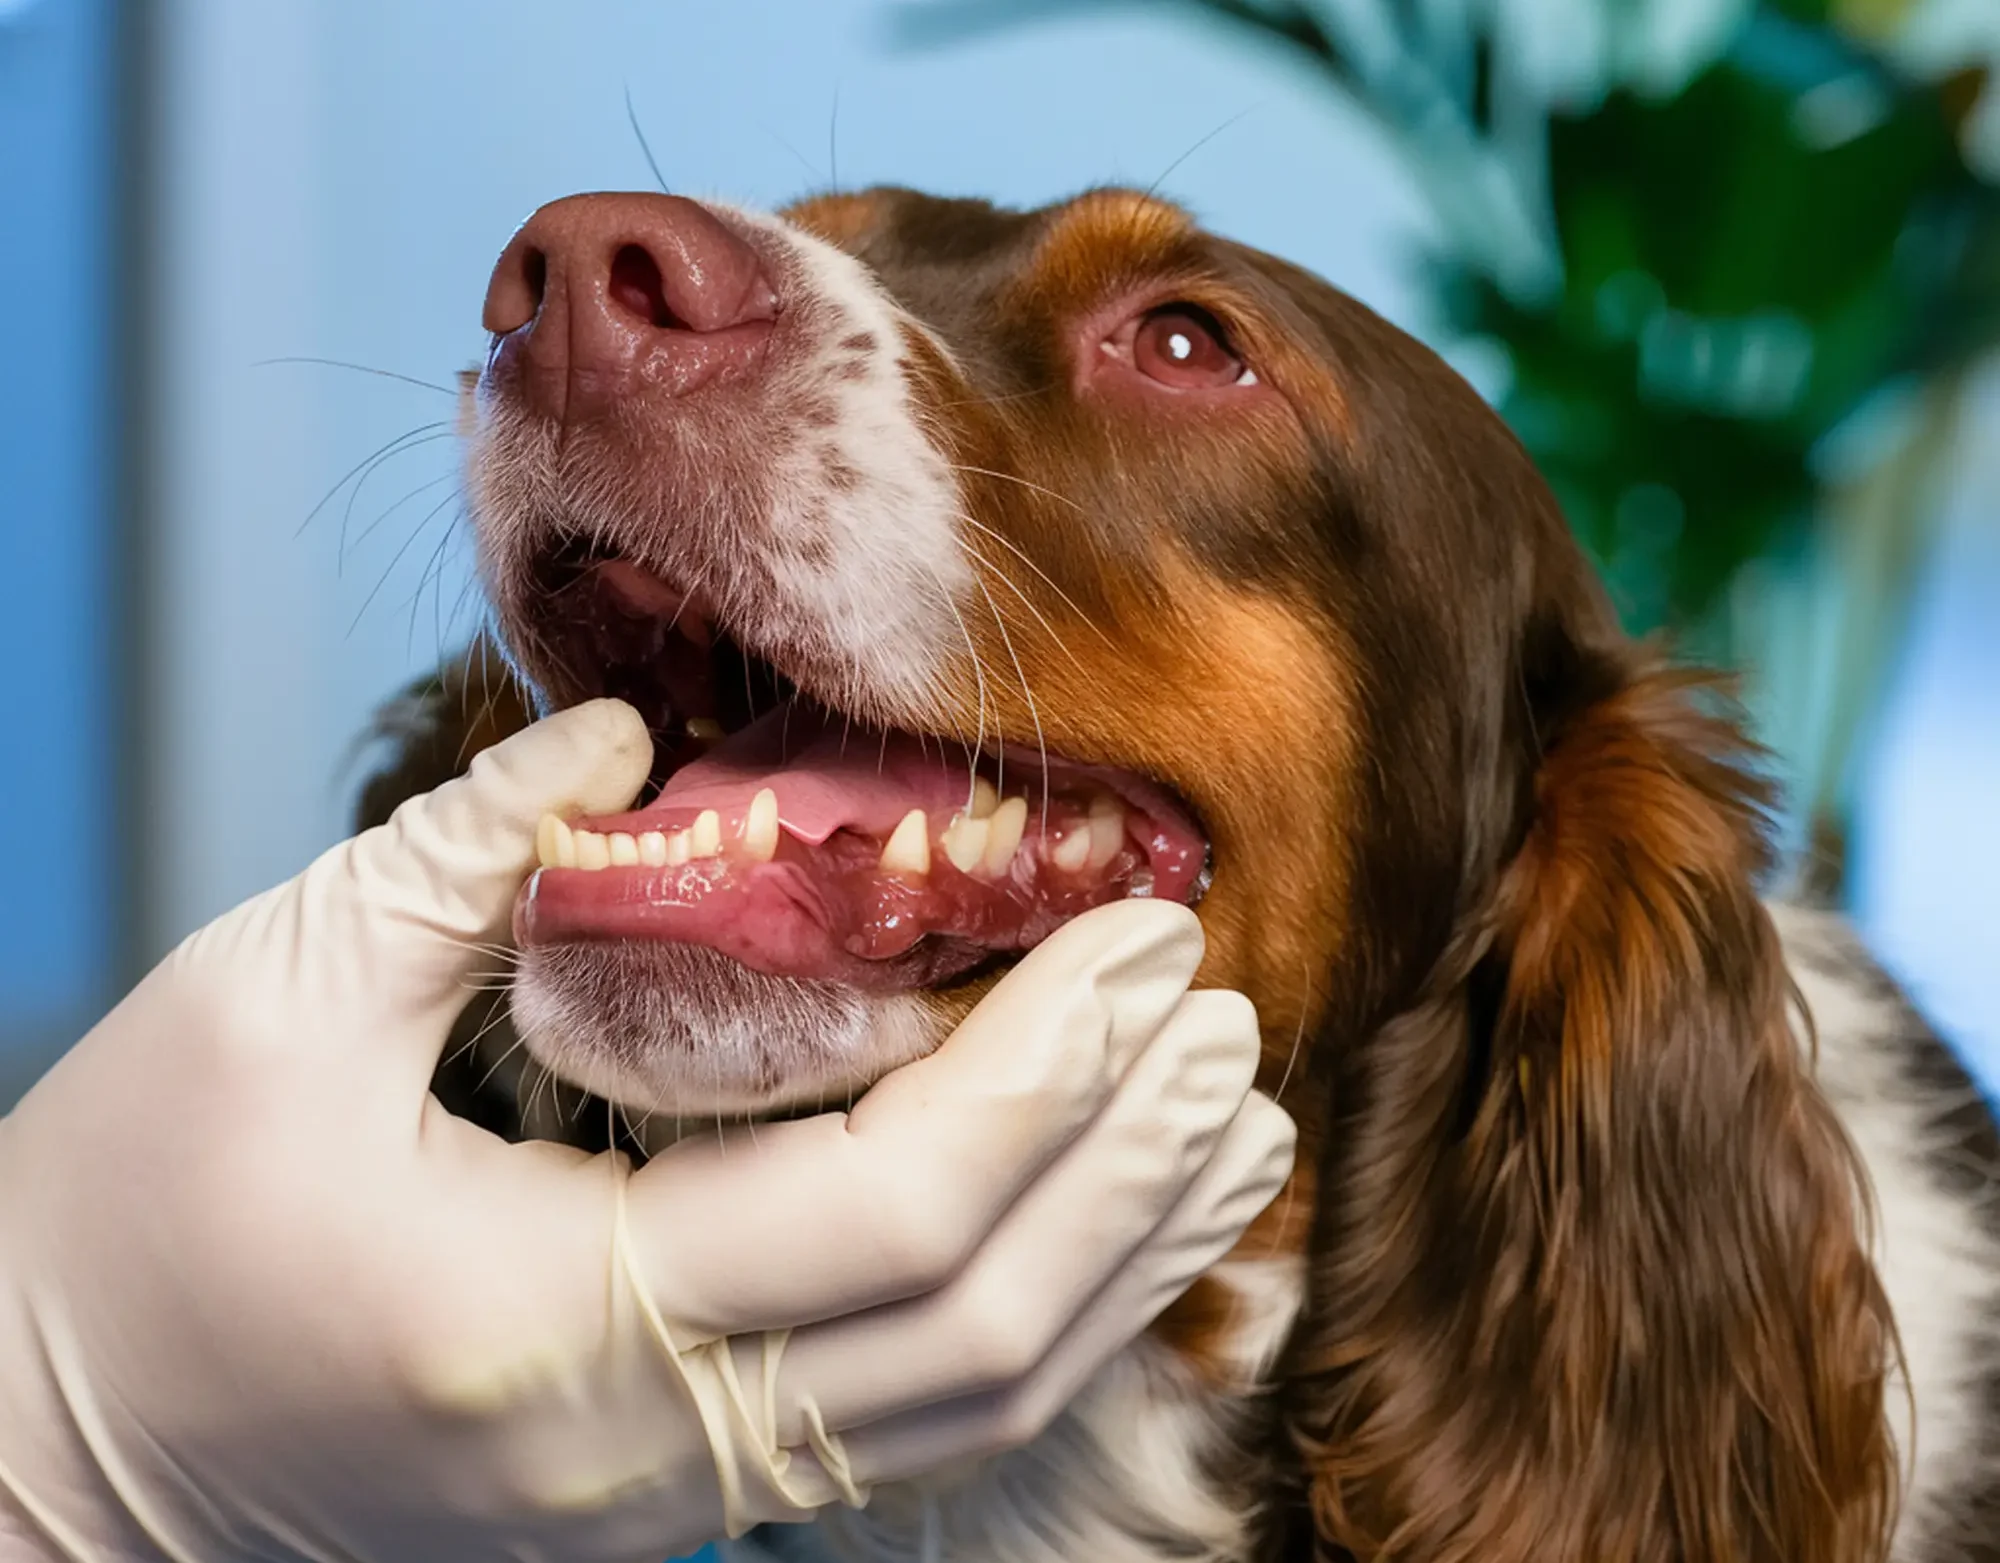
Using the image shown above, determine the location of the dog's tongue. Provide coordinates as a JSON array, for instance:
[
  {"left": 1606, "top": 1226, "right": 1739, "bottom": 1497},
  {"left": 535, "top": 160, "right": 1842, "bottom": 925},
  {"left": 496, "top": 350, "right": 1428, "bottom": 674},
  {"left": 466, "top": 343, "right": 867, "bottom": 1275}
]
[
  {"left": 515, "top": 703, "right": 1208, "bottom": 989},
  {"left": 646, "top": 704, "right": 991, "bottom": 848}
]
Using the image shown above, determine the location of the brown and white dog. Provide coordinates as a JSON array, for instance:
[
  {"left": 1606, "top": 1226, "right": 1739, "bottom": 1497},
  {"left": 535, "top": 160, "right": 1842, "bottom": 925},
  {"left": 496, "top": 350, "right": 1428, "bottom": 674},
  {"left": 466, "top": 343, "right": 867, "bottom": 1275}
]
[{"left": 356, "top": 186, "right": 2000, "bottom": 1562}]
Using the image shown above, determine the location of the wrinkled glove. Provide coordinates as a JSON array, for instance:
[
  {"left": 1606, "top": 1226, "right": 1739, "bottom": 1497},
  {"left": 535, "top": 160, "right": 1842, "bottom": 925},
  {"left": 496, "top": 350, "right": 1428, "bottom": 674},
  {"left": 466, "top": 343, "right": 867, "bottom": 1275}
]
[{"left": 0, "top": 699, "right": 1296, "bottom": 1563}]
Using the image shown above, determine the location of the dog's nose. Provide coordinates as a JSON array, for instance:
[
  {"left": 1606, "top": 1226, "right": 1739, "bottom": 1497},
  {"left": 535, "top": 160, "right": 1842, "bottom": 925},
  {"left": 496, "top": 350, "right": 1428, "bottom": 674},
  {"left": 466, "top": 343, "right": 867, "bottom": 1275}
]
[{"left": 481, "top": 193, "right": 779, "bottom": 422}]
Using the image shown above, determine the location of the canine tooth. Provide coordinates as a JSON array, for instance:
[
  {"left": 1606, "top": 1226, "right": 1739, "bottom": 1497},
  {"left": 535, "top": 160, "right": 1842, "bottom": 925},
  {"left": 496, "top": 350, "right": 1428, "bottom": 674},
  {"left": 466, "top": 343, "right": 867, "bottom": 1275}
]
[
  {"left": 686, "top": 717, "right": 725, "bottom": 743},
  {"left": 982, "top": 797, "right": 1027, "bottom": 875},
  {"left": 942, "top": 811, "right": 990, "bottom": 873},
  {"left": 970, "top": 777, "right": 999, "bottom": 819},
  {"left": 743, "top": 788, "right": 780, "bottom": 862},
  {"left": 638, "top": 831, "right": 669, "bottom": 867},
  {"left": 535, "top": 813, "right": 575, "bottom": 870},
  {"left": 665, "top": 830, "right": 692, "bottom": 866},
  {"left": 879, "top": 809, "right": 931, "bottom": 875},
  {"left": 691, "top": 810, "right": 723, "bottom": 857},
  {"left": 573, "top": 830, "right": 612, "bottom": 872},
  {"left": 1087, "top": 795, "right": 1126, "bottom": 869},
  {"left": 608, "top": 832, "right": 640, "bottom": 867},
  {"left": 1051, "top": 826, "right": 1093, "bottom": 874}
]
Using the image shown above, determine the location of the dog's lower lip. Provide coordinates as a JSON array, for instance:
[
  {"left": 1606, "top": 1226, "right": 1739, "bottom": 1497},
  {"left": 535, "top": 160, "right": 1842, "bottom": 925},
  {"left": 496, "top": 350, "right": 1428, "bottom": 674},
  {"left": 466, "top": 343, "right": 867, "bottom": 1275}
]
[{"left": 511, "top": 702, "right": 1210, "bottom": 989}]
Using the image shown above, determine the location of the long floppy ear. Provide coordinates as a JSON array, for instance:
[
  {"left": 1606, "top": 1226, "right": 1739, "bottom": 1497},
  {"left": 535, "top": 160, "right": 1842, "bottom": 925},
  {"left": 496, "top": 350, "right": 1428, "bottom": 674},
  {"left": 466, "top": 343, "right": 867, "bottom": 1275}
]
[{"left": 1291, "top": 662, "right": 1899, "bottom": 1562}]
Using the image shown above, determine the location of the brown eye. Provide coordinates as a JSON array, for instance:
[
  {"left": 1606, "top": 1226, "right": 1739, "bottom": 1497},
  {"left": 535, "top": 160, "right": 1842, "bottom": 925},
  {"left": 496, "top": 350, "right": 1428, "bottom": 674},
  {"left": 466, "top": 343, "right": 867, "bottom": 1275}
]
[{"left": 1132, "top": 305, "right": 1252, "bottom": 389}]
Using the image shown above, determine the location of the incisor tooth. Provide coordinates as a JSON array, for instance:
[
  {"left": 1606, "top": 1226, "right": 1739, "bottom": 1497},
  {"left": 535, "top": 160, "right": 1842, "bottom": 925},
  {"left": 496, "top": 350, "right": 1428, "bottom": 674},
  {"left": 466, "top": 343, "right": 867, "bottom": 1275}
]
[
  {"left": 879, "top": 809, "right": 930, "bottom": 875},
  {"left": 1051, "top": 826, "right": 1092, "bottom": 874},
  {"left": 942, "top": 811, "right": 990, "bottom": 873},
  {"left": 982, "top": 797, "right": 1027, "bottom": 875},
  {"left": 970, "top": 777, "right": 999, "bottom": 819},
  {"left": 638, "top": 831, "right": 669, "bottom": 867},
  {"left": 691, "top": 810, "right": 723, "bottom": 857},
  {"left": 535, "top": 814, "right": 575, "bottom": 870},
  {"left": 686, "top": 717, "right": 725, "bottom": 743},
  {"left": 573, "top": 830, "right": 611, "bottom": 872},
  {"left": 743, "top": 788, "right": 780, "bottom": 862},
  {"left": 1087, "top": 795, "right": 1126, "bottom": 869},
  {"left": 665, "top": 830, "right": 692, "bottom": 866},
  {"left": 608, "top": 832, "right": 639, "bottom": 867}
]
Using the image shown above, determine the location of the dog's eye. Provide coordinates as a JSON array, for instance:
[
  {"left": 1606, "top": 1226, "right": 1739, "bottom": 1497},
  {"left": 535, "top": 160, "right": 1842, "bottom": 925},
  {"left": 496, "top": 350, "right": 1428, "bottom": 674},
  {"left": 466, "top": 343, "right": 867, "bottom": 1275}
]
[{"left": 1131, "top": 305, "right": 1255, "bottom": 390}]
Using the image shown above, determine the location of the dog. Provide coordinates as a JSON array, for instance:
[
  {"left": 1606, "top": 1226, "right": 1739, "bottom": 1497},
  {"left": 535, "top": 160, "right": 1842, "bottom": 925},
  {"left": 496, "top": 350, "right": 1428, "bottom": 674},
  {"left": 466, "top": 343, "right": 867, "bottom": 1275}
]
[{"left": 355, "top": 185, "right": 2000, "bottom": 1562}]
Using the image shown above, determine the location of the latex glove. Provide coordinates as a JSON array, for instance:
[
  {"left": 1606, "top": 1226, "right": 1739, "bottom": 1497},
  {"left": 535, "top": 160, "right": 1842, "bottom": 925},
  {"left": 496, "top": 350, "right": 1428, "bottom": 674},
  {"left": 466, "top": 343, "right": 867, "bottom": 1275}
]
[{"left": 0, "top": 699, "right": 1296, "bottom": 1563}]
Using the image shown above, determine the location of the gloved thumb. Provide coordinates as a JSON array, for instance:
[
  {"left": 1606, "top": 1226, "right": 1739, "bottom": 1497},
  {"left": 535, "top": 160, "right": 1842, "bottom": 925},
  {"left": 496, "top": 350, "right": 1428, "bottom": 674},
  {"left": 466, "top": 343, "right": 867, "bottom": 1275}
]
[{"left": 175, "top": 698, "right": 650, "bottom": 1068}]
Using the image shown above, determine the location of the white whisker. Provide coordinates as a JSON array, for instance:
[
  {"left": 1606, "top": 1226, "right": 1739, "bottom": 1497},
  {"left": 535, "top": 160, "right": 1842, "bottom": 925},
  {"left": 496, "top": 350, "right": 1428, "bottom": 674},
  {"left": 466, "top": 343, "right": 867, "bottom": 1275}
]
[
  {"left": 946, "top": 462, "right": 1085, "bottom": 514},
  {"left": 922, "top": 565, "right": 996, "bottom": 800},
  {"left": 954, "top": 535, "right": 1090, "bottom": 677},
  {"left": 969, "top": 571, "right": 1051, "bottom": 830},
  {"left": 953, "top": 510, "right": 1116, "bottom": 650}
]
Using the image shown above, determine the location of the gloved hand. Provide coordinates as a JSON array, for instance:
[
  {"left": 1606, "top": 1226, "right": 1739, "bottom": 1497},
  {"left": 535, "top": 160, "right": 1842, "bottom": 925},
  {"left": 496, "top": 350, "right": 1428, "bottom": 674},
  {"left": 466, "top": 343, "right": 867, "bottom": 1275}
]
[{"left": 0, "top": 699, "right": 1296, "bottom": 1563}]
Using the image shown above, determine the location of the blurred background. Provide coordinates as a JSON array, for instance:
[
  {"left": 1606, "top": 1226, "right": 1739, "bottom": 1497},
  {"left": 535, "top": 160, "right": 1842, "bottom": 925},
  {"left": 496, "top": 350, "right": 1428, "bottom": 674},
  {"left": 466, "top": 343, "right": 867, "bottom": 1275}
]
[{"left": 2, "top": 0, "right": 1996, "bottom": 1106}]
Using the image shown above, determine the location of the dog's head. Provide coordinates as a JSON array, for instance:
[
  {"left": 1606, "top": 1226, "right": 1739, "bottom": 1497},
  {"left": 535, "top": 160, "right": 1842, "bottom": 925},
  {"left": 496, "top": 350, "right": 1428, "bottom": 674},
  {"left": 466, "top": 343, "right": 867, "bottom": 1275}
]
[
  {"left": 427, "top": 185, "right": 1897, "bottom": 1560},
  {"left": 464, "top": 185, "right": 1581, "bottom": 1120}
]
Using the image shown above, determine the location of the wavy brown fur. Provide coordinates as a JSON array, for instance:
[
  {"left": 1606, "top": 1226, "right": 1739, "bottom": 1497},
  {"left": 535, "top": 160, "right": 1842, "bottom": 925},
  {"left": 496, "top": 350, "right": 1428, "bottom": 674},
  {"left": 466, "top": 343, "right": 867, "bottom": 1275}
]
[{"left": 1285, "top": 665, "right": 1899, "bottom": 1561}]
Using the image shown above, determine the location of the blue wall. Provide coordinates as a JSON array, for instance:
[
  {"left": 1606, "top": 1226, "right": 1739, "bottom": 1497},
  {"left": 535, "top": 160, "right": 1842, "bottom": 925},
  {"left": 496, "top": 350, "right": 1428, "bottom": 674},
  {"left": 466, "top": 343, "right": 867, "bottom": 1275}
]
[{"left": 0, "top": 0, "right": 116, "bottom": 1048}]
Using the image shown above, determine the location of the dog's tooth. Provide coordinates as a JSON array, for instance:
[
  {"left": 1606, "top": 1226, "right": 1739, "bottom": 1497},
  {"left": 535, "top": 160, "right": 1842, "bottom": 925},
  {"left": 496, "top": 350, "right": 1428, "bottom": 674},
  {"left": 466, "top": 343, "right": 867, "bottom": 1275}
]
[
  {"left": 573, "top": 830, "right": 612, "bottom": 872},
  {"left": 942, "top": 811, "right": 990, "bottom": 873},
  {"left": 1087, "top": 794, "right": 1126, "bottom": 869},
  {"left": 535, "top": 813, "right": 575, "bottom": 870},
  {"left": 1051, "top": 825, "right": 1093, "bottom": 874},
  {"left": 691, "top": 810, "right": 723, "bottom": 857},
  {"left": 879, "top": 809, "right": 931, "bottom": 875},
  {"left": 970, "top": 777, "right": 999, "bottom": 819},
  {"left": 608, "top": 832, "right": 640, "bottom": 867},
  {"left": 638, "top": 831, "right": 669, "bottom": 867},
  {"left": 665, "top": 830, "right": 692, "bottom": 866},
  {"left": 982, "top": 797, "right": 1027, "bottom": 875},
  {"left": 743, "top": 788, "right": 780, "bottom": 862},
  {"left": 686, "top": 717, "right": 725, "bottom": 744}
]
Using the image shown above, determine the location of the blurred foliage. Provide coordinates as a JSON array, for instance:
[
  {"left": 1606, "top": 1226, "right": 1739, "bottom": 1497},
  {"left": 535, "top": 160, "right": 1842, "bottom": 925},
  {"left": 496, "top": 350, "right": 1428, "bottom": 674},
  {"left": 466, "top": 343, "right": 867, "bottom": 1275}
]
[
  {"left": 1429, "top": 3, "right": 1996, "bottom": 641},
  {"left": 894, "top": 0, "right": 2000, "bottom": 639}
]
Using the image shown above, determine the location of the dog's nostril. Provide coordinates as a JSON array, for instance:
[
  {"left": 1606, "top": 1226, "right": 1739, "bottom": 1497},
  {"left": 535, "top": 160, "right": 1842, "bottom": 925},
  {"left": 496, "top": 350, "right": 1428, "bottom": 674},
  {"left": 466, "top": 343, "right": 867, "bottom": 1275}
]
[
  {"left": 609, "top": 244, "right": 686, "bottom": 330},
  {"left": 482, "top": 240, "right": 549, "bottom": 336},
  {"left": 481, "top": 195, "right": 778, "bottom": 407}
]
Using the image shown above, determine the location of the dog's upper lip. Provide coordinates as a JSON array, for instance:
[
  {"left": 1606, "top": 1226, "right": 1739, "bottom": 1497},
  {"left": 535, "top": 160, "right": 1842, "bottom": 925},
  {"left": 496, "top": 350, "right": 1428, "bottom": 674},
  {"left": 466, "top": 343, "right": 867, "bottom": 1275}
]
[
  {"left": 532, "top": 545, "right": 720, "bottom": 659},
  {"left": 530, "top": 548, "right": 1212, "bottom": 877},
  {"left": 591, "top": 558, "right": 718, "bottom": 649},
  {"left": 596, "top": 558, "right": 687, "bottom": 619}
]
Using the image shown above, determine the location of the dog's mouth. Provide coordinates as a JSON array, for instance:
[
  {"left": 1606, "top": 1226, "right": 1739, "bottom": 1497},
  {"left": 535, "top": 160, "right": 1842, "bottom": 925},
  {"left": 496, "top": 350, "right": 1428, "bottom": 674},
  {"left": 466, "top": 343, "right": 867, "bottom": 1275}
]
[{"left": 511, "top": 542, "right": 1211, "bottom": 993}]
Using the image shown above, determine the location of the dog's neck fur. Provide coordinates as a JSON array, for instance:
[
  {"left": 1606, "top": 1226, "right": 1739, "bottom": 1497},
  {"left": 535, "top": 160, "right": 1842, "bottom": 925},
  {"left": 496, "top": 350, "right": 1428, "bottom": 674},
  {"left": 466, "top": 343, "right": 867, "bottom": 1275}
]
[
  {"left": 719, "top": 906, "right": 2000, "bottom": 1563},
  {"left": 730, "top": 1258, "right": 1304, "bottom": 1563}
]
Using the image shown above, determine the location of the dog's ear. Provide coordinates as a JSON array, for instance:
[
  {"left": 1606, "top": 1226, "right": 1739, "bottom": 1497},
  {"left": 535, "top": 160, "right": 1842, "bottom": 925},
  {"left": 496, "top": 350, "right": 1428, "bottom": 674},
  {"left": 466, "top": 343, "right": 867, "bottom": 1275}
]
[
  {"left": 352, "top": 636, "right": 537, "bottom": 831},
  {"left": 1291, "top": 661, "right": 1898, "bottom": 1562}
]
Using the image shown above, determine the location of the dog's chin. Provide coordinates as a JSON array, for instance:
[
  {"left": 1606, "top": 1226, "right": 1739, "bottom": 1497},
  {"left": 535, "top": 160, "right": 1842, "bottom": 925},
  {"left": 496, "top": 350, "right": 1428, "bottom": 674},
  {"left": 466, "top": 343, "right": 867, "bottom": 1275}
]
[{"left": 510, "top": 940, "right": 946, "bottom": 1121}]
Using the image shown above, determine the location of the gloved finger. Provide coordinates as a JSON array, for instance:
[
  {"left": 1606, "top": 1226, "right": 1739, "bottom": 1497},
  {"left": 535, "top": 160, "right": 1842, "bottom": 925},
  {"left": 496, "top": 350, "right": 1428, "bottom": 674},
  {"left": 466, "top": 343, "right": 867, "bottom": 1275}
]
[
  {"left": 181, "top": 700, "right": 651, "bottom": 1075},
  {"left": 621, "top": 901, "right": 1207, "bottom": 1338},
  {"left": 764, "top": 989, "right": 1262, "bottom": 1437},
  {"left": 837, "top": 1089, "right": 1297, "bottom": 1486},
  {"left": 850, "top": 901, "right": 1210, "bottom": 1133}
]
